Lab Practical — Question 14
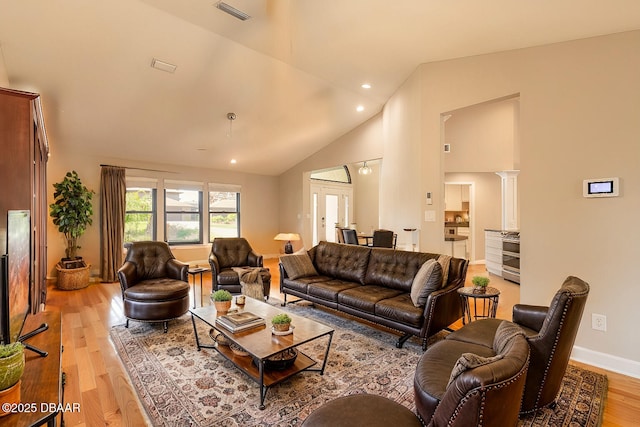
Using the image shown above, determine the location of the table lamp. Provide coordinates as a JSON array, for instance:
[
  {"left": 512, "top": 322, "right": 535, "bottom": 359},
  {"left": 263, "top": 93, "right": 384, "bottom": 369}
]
[{"left": 274, "top": 233, "right": 300, "bottom": 254}]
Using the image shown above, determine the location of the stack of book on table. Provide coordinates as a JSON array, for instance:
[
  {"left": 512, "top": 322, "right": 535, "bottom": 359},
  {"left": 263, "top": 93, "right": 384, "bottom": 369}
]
[{"left": 215, "top": 311, "right": 265, "bottom": 333}]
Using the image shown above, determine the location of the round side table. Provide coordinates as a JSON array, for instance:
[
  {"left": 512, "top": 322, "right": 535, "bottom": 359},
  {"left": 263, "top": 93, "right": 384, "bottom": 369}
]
[{"left": 457, "top": 286, "right": 500, "bottom": 324}]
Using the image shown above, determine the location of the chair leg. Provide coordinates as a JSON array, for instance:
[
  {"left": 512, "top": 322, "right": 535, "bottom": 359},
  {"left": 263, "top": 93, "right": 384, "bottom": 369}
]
[
  {"left": 125, "top": 319, "right": 129, "bottom": 328},
  {"left": 396, "top": 333, "right": 412, "bottom": 348},
  {"left": 163, "top": 321, "right": 168, "bottom": 333}
]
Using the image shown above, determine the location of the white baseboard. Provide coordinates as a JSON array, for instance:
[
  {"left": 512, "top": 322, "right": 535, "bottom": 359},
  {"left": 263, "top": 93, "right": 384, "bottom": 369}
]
[{"left": 571, "top": 345, "right": 640, "bottom": 379}]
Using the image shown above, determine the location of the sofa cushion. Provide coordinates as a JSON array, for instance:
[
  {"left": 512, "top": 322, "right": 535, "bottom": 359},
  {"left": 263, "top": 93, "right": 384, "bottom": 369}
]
[
  {"left": 410, "top": 259, "right": 443, "bottom": 307},
  {"left": 365, "top": 249, "right": 432, "bottom": 291},
  {"left": 338, "top": 286, "right": 404, "bottom": 314},
  {"left": 436, "top": 254, "right": 452, "bottom": 288},
  {"left": 447, "top": 352, "right": 504, "bottom": 388},
  {"left": 375, "top": 294, "right": 424, "bottom": 327},
  {"left": 124, "top": 279, "right": 190, "bottom": 301},
  {"left": 307, "top": 280, "right": 361, "bottom": 302},
  {"left": 311, "top": 242, "right": 371, "bottom": 284},
  {"left": 280, "top": 253, "right": 319, "bottom": 280}
]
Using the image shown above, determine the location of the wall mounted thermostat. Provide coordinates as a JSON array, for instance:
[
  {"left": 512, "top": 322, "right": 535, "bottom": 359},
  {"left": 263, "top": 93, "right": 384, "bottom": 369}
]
[{"left": 583, "top": 177, "right": 619, "bottom": 198}]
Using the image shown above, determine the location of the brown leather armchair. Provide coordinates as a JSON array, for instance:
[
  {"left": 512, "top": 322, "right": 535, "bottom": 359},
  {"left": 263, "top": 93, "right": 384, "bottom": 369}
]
[
  {"left": 414, "top": 321, "right": 530, "bottom": 426},
  {"left": 443, "top": 276, "right": 590, "bottom": 414},
  {"left": 117, "top": 241, "right": 190, "bottom": 332},
  {"left": 208, "top": 238, "right": 271, "bottom": 297}
]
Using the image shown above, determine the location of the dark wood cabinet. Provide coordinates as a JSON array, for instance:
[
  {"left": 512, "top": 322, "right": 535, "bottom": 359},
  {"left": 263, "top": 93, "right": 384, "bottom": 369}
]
[{"left": 0, "top": 87, "right": 49, "bottom": 310}]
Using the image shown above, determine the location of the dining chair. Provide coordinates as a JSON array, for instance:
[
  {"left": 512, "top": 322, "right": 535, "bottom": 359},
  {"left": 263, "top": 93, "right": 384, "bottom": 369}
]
[
  {"left": 372, "top": 229, "right": 395, "bottom": 248},
  {"left": 342, "top": 229, "right": 359, "bottom": 245}
]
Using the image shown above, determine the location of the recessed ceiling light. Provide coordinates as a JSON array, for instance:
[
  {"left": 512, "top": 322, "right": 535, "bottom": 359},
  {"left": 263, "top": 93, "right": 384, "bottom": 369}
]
[
  {"left": 361, "top": 83, "right": 371, "bottom": 89},
  {"left": 230, "top": 159, "right": 237, "bottom": 164},
  {"left": 356, "top": 105, "right": 365, "bottom": 112}
]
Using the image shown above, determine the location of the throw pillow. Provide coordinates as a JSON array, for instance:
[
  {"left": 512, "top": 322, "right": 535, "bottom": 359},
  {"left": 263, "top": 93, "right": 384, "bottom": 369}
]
[
  {"left": 410, "top": 259, "right": 443, "bottom": 307},
  {"left": 280, "top": 253, "right": 318, "bottom": 280},
  {"left": 437, "top": 254, "right": 452, "bottom": 288},
  {"left": 493, "top": 320, "right": 526, "bottom": 355},
  {"left": 447, "top": 352, "right": 505, "bottom": 388}
]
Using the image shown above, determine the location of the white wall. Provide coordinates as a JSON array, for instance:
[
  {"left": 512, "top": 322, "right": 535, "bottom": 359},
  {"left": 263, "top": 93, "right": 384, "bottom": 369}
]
[{"left": 46, "top": 146, "right": 280, "bottom": 278}]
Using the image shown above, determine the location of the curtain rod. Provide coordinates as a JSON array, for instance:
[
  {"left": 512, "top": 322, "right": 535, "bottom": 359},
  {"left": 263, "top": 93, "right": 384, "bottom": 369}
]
[{"left": 100, "top": 164, "right": 177, "bottom": 173}]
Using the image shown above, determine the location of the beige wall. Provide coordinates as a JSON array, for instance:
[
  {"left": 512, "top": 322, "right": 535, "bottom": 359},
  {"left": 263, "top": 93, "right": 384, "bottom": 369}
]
[
  {"left": 380, "top": 31, "right": 640, "bottom": 370},
  {"left": 278, "top": 113, "right": 384, "bottom": 248},
  {"left": 46, "top": 146, "right": 280, "bottom": 278},
  {"left": 350, "top": 160, "right": 380, "bottom": 236},
  {"left": 0, "top": 46, "right": 8, "bottom": 87},
  {"left": 444, "top": 97, "right": 519, "bottom": 172}
]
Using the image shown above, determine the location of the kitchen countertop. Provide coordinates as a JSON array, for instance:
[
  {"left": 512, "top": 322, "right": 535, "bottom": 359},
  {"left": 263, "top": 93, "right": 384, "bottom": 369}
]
[
  {"left": 445, "top": 235, "right": 468, "bottom": 241},
  {"left": 445, "top": 222, "right": 469, "bottom": 227}
]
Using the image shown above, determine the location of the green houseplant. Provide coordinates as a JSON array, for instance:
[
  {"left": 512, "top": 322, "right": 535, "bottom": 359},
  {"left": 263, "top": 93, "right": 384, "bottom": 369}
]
[
  {"left": 211, "top": 289, "right": 233, "bottom": 313},
  {"left": 49, "top": 171, "right": 95, "bottom": 290},
  {"left": 472, "top": 276, "right": 490, "bottom": 293},
  {"left": 0, "top": 342, "right": 25, "bottom": 416},
  {"left": 271, "top": 313, "right": 292, "bottom": 332}
]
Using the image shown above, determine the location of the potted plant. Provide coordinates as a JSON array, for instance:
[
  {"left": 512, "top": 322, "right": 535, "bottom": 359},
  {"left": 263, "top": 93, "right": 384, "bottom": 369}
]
[
  {"left": 49, "top": 171, "right": 95, "bottom": 290},
  {"left": 211, "top": 290, "right": 233, "bottom": 314},
  {"left": 271, "top": 313, "right": 292, "bottom": 332},
  {"left": 0, "top": 342, "right": 25, "bottom": 417},
  {"left": 472, "top": 276, "right": 490, "bottom": 293}
]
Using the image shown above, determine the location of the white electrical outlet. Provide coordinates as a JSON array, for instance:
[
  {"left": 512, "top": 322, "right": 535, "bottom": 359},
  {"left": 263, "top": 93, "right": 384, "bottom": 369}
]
[{"left": 592, "top": 313, "right": 607, "bottom": 332}]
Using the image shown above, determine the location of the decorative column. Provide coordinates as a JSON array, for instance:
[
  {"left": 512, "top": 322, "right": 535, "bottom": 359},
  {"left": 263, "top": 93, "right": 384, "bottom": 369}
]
[{"left": 496, "top": 171, "right": 519, "bottom": 231}]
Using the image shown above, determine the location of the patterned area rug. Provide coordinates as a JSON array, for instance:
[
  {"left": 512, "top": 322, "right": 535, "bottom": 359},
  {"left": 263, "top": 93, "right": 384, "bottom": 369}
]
[{"left": 110, "top": 302, "right": 607, "bottom": 426}]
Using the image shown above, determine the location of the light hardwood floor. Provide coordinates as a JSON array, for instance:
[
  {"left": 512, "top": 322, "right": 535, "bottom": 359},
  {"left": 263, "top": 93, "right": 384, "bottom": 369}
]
[{"left": 39, "top": 259, "right": 639, "bottom": 426}]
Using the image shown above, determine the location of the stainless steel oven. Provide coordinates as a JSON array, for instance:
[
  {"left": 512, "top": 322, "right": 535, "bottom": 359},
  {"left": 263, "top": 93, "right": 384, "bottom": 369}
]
[{"left": 501, "top": 232, "right": 520, "bottom": 284}]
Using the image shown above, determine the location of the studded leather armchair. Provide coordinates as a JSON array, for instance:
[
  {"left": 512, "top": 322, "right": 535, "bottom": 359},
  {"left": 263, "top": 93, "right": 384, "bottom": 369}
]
[
  {"left": 117, "top": 241, "right": 190, "bottom": 332},
  {"left": 441, "top": 276, "right": 590, "bottom": 414},
  {"left": 208, "top": 237, "right": 271, "bottom": 297}
]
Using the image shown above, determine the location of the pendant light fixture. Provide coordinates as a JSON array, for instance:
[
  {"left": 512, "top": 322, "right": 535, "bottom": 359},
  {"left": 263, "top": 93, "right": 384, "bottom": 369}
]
[
  {"left": 226, "top": 112, "right": 236, "bottom": 138},
  {"left": 358, "top": 161, "right": 372, "bottom": 175}
]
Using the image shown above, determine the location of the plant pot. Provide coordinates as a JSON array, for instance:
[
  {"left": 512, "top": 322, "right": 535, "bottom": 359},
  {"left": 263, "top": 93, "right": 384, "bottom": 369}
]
[
  {"left": 214, "top": 300, "right": 232, "bottom": 314},
  {"left": 56, "top": 262, "right": 91, "bottom": 290},
  {"left": 0, "top": 380, "right": 20, "bottom": 417},
  {"left": 0, "top": 350, "right": 25, "bottom": 391},
  {"left": 473, "top": 286, "right": 487, "bottom": 294},
  {"left": 272, "top": 322, "right": 291, "bottom": 332}
]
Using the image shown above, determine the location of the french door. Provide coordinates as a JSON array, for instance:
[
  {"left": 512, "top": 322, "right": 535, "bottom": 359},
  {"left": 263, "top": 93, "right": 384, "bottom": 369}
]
[{"left": 310, "top": 183, "right": 353, "bottom": 246}]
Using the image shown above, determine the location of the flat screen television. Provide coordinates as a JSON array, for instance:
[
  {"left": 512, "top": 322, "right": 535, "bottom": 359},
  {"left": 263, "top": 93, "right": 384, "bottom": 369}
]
[{"left": 0, "top": 210, "right": 31, "bottom": 344}]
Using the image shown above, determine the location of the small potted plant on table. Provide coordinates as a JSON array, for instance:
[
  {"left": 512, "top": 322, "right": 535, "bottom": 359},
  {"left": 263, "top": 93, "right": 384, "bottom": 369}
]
[
  {"left": 211, "top": 290, "right": 233, "bottom": 314},
  {"left": 0, "top": 342, "right": 25, "bottom": 417},
  {"left": 271, "top": 313, "right": 292, "bottom": 332},
  {"left": 472, "top": 276, "right": 490, "bottom": 294}
]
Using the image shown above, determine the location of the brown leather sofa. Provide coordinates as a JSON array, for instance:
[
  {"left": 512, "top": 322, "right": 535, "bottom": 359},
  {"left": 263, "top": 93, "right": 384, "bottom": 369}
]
[
  {"left": 414, "top": 321, "right": 530, "bottom": 426},
  {"left": 117, "top": 241, "right": 190, "bottom": 332},
  {"left": 280, "top": 241, "right": 468, "bottom": 349},
  {"left": 208, "top": 237, "right": 271, "bottom": 297},
  {"left": 440, "top": 276, "right": 589, "bottom": 414}
]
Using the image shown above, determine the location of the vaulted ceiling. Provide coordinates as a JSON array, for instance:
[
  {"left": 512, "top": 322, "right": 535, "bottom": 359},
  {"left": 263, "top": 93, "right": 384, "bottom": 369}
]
[{"left": 1, "top": 1, "right": 639, "bottom": 175}]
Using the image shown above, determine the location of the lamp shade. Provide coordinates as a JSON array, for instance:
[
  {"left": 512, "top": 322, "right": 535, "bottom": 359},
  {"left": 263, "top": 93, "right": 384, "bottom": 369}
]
[
  {"left": 274, "top": 233, "right": 300, "bottom": 254},
  {"left": 273, "top": 233, "right": 300, "bottom": 242}
]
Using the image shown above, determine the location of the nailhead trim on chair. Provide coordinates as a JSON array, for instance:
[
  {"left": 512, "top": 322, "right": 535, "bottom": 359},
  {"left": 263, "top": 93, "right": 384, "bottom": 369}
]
[
  {"left": 520, "top": 285, "right": 588, "bottom": 414},
  {"left": 442, "top": 356, "right": 530, "bottom": 426}
]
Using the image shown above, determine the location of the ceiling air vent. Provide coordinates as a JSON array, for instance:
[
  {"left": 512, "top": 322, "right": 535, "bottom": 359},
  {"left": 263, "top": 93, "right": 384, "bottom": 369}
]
[
  {"left": 215, "top": 1, "right": 251, "bottom": 21},
  {"left": 151, "top": 58, "right": 177, "bottom": 74}
]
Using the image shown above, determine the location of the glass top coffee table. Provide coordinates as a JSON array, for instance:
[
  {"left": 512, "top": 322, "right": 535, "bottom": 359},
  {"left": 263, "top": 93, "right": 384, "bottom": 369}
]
[{"left": 189, "top": 298, "right": 334, "bottom": 409}]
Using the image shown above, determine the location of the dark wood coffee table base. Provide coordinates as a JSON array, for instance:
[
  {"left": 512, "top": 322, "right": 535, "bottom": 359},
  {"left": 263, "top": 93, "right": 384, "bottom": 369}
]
[{"left": 190, "top": 299, "right": 334, "bottom": 409}]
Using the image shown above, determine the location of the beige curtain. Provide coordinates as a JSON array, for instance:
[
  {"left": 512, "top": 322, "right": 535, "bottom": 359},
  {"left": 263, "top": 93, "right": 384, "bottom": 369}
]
[{"left": 100, "top": 166, "right": 126, "bottom": 282}]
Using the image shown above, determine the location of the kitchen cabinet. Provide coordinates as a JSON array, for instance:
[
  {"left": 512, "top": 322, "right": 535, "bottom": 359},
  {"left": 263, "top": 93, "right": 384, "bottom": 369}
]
[
  {"left": 444, "top": 237, "right": 467, "bottom": 259},
  {"left": 445, "top": 184, "right": 462, "bottom": 211},
  {"left": 485, "top": 230, "right": 503, "bottom": 276}
]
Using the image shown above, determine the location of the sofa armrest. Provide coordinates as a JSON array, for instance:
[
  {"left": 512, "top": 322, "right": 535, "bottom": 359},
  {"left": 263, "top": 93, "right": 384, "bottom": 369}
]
[
  {"left": 512, "top": 304, "right": 548, "bottom": 332},
  {"left": 166, "top": 258, "right": 188, "bottom": 281},
  {"left": 208, "top": 253, "right": 220, "bottom": 287},
  {"left": 248, "top": 250, "right": 264, "bottom": 267},
  {"left": 422, "top": 281, "right": 463, "bottom": 335},
  {"left": 117, "top": 261, "right": 138, "bottom": 292}
]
